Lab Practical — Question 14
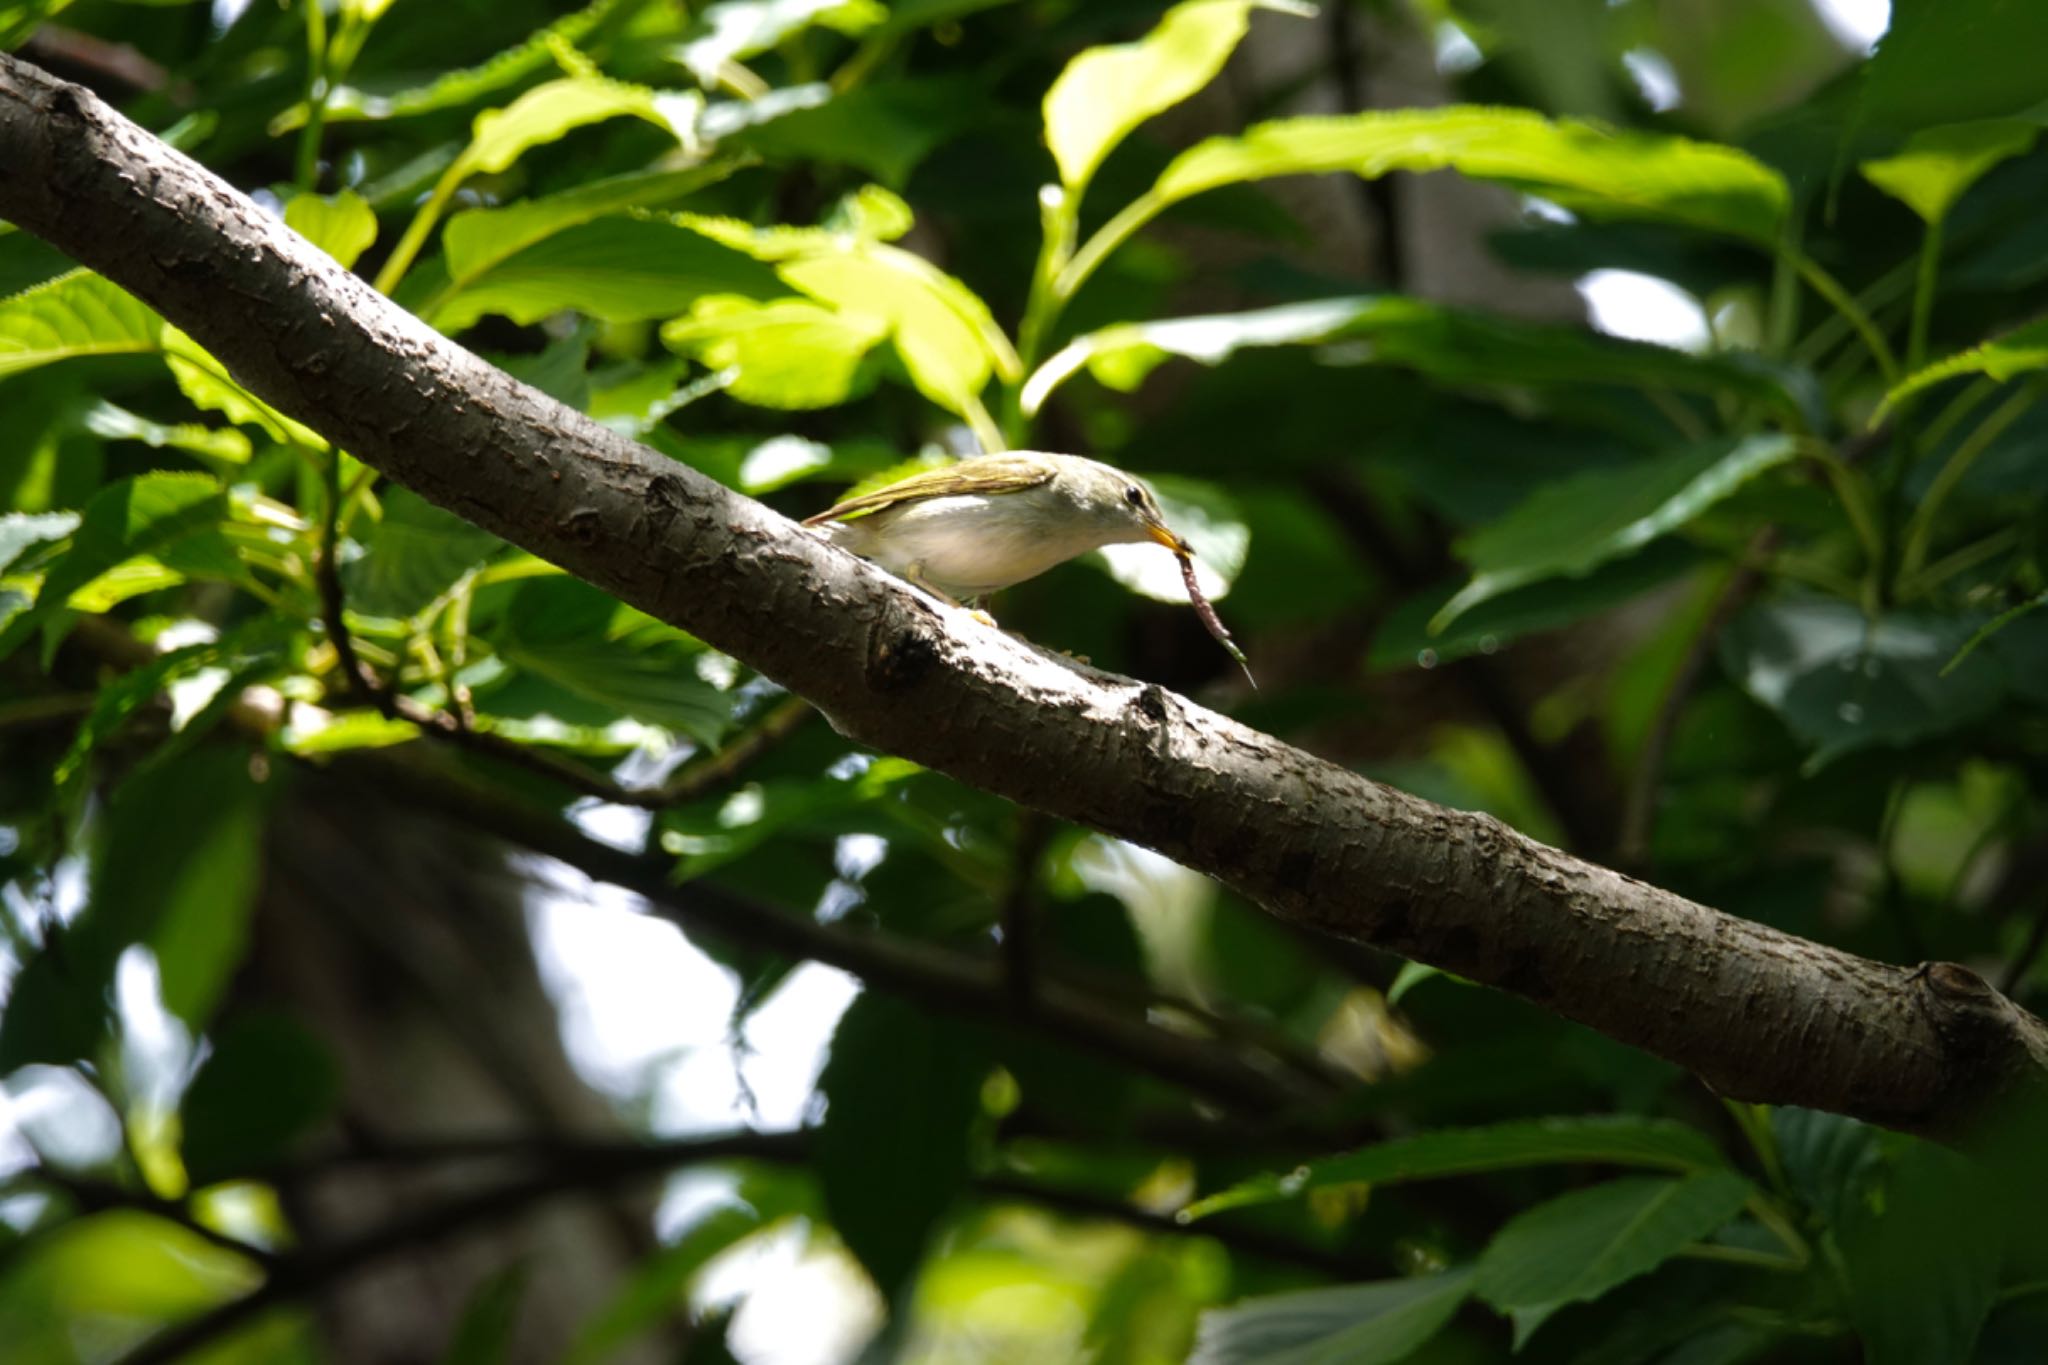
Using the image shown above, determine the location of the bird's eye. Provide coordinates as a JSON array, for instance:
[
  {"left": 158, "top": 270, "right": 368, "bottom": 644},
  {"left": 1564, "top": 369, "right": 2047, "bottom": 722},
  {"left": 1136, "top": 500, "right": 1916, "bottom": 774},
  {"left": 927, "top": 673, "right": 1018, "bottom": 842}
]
[{"left": 1124, "top": 485, "right": 1146, "bottom": 508}]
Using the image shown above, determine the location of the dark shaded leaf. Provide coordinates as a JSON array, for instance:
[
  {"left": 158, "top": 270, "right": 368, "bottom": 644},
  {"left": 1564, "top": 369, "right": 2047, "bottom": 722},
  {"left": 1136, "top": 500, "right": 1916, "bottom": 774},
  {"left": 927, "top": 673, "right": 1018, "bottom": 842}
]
[
  {"left": 180, "top": 1013, "right": 342, "bottom": 1186},
  {"left": 816, "top": 991, "right": 987, "bottom": 1298}
]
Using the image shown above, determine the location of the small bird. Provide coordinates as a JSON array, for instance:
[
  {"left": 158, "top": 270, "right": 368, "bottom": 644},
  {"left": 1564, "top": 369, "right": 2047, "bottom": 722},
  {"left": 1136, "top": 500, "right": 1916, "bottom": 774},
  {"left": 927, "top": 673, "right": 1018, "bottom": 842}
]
[{"left": 803, "top": 451, "right": 1191, "bottom": 606}]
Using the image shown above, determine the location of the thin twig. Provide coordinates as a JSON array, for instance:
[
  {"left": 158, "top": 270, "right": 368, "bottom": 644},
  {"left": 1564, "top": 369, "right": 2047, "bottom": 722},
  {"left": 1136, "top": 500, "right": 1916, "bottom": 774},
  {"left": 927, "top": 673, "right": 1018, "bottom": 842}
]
[
  {"left": 651, "top": 695, "right": 813, "bottom": 805},
  {"left": 113, "top": 1126, "right": 1356, "bottom": 1365},
  {"left": 319, "top": 462, "right": 805, "bottom": 810},
  {"left": 33, "top": 1170, "right": 281, "bottom": 1270}
]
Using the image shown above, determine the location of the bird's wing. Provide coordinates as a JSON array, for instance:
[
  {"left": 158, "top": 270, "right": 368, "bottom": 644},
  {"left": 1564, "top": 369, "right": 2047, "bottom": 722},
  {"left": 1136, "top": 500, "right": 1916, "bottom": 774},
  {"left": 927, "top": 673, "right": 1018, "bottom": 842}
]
[{"left": 802, "top": 453, "right": 1059, "bottom": 525}]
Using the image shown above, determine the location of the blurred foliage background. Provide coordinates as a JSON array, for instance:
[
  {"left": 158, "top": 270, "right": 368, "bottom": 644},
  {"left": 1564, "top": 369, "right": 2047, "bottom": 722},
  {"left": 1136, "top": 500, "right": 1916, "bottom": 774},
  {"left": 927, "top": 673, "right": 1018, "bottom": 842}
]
[{"left": 3, "top": 0, "right": 2048, "bottom": 1361}]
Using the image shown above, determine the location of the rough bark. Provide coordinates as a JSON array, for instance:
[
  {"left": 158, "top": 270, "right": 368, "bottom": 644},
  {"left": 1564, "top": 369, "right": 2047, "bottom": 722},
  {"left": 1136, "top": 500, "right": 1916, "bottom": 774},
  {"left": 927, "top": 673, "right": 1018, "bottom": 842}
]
[{"left": 3, "top": 53, "right": 2044, "bottom": 1136}]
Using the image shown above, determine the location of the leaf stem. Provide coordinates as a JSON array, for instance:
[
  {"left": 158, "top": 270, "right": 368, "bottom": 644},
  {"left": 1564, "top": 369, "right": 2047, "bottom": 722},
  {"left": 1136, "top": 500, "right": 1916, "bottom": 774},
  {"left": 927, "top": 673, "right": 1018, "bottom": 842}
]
[
  {"left": 1907, "top": 218, "right": 1943, "bottom": 375},
  {"left": 1784, "top": 249, "right": 1899, "bottom": 387},
  {"left": 1800, "top": 442, "right": 1884, "bottom": 569},
  {"left": 293, "top": 0, "right": 329, "bottom": 192},
  {"left": 373, "top": 160, "right": 467, "bottom": 296},
  {"left": 1898, "top": 383, "right": 2036, "bottom": 583}
]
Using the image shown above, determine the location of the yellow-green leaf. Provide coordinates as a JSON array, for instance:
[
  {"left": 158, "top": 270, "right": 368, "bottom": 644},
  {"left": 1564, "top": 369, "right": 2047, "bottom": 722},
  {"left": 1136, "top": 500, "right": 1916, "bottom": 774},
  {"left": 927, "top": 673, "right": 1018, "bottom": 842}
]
[
  {"left": 1151, "top": 106, "right": 1789, "bottom": 244},
  {"left": 1861, "top": 119, "right": 2039, "bottom": 225},
  {"left": 1883, "top": 314, "right": 2048, "bottom": 412},
  {"left": 283, "top": 189, "right": 379, "bottom": 270},
  {"left": 661, "top": 295, "right": 888, "bottom": 408},
  {"left": 458, "top": 76, "right": 689, "bottom": 182},
  {"left": 1043, "top": 0, "right": 1310, "bottom": 194},
  {"left": 0, "top": 270, "right": 162, "bottom": 378}
]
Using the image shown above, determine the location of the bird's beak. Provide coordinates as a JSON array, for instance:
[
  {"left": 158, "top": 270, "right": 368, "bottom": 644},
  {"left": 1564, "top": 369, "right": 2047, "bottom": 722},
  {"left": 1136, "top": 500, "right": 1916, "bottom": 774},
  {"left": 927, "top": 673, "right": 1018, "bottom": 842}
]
[{"left": 1148, "top": 523, "right": 1193, "bottom": 556}]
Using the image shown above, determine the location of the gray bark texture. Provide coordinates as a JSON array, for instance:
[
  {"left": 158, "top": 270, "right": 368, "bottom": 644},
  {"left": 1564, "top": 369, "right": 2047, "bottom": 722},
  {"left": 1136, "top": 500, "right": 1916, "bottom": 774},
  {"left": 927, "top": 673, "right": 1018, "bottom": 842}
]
[{"left": 3, "top": 52, "right": 2045, "bottom": 1137}]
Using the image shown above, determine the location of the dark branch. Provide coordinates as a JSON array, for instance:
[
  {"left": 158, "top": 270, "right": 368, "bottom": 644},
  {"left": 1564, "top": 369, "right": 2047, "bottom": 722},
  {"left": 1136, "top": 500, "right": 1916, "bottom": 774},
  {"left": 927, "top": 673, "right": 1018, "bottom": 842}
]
[{"left": 5, "top": 53, "right": 2046, "bottom": 1135}]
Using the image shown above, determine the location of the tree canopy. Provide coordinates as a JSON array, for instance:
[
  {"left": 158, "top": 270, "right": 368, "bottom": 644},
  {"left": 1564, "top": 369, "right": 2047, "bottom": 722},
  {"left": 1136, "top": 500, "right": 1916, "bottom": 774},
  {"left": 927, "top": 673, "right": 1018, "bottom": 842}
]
[{"left": 2, "top": 1, "right": 2048, "bottom": 1362}]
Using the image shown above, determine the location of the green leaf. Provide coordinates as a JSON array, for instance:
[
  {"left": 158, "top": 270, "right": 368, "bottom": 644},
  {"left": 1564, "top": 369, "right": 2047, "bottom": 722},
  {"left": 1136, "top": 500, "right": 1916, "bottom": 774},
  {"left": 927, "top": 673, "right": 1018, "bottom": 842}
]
[
  {"left": 283, "top": 189, "right": 379, "bottom": 271},
  {"left": 441, "top": 162, "right": 750, "bottom": 293},
  {"left": 279, "top": 709, "right": 422, "bottom": 755},
  {"left": 51, "top": 620, "right": 276, "bottom": 792},
  {"left": 1770, "top": 1107, "right": 1880, "bottom": 1232},
  {"left": 454, "top": 76, "right": 687, "bottom": 183},
  {"left": 1184, "top": 1116, "right": 1725, "bottom": 1220},
  {"left": 1883, "top": 315, "right": 2048, "bottom": 412},
  {"left": 0, "top": 269, "right": 161, "bottom": 378},
  {"left": 1855, "top": 0, "right": 2048, "bottom": 134},
  {"left": 1043, "top": 0, "right": 1310, "bottom": 194},
  {"left": 1371, "top": 542, "right": 1703, "bottom": 673},
  {"left": 430, "top": 216, "right": 782, "bottom": 333},
  {"left": 1861, "top": 120, "right": 2039, "bottom": 226},
  {"left": 735, "top": 77, "right": 981, "bottom": 187},
  {"left": 661, "top": 295, "right": 887, "bottom": 408},
  {"left": 675, "top": 194, "right": 1019, "bottom": 416},
  {"left": 1840, "top": 1140, "right": 2001, "bottom": 1365},
  {"left": 439, "top": 1263, "right": 528, "bottom": 1365},
  {"left": 1432, "top": 435, "right": 1797, "bottom": 633},
  {"left": 0, "top": 509, "right": 79, "bottom": 575},
  {"left": 102, "top": 744, "right": 272, "bottom": 1027},
  {"left": 490, "top": 575, "right": 733, "bottom": 746},
  {"left": 344, "top": 487, "right": 505, "bottom": 619},
  {"left": 80, "top": 400, "right": 252, "bottom": 464},
  {"left": 779, "top": 248, "right": 1011, "bottom": 414},
  {"left": 271, "top": 0, "right": 628, "bottom": 129},
  {"left": 1474, "top": 1173, "right": 1755, "bottom": 1338},
  {"left": 1146, "top": 107, "right": 1789, "bottom": 245},
  {"left": 0, "top": 942, "right": 109, "bottom": 1071},
  {"left": 180, "top": 1012, "right": 341, "bottom": 1185},
  {"left": 1721, "top": 595, "right": 2009, "bottom": 768},
  {"left": 675, "top": 0, "right": 885, "bottom": 84},
  {"left": 161, "top": 326, "right": 325, "bottom": 447},
  {"left": 1189, "top": 1269, "right": 1473, "bottom": 1365},
  {"left": 1021, "top": 295, "right": 1812, "bottom": 421},
  {"left": 817, "top": 991, "right": 986, "bottom": 1298},
  {"left": 0, "top": 472, "right": 226, "bottom": 663}
]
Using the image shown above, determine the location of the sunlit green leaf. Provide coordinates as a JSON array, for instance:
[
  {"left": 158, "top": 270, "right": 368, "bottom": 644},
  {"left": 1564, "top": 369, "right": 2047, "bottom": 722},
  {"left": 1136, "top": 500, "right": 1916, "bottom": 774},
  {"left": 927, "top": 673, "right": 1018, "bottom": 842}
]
[
  {"left": 430, "top": 216, "right": 781, "bottom": 333},
  {"left": 1861, "top": 119, "right": 2039, "bottom": 226},
  {"left": 1883, "top": 317, "right": 2048, "bottom": 411},
  {"left": 1190, "top": 1269, "right": 1472, "bottom": 1365},
  {"left": 1184, "top": 1116, "right": 1726, "bottom": 1220},
  {"left": 0, "top": 472, "right": 226, "bottom": 663},
  {"left": 0, "top": 269, "right": 161, "bottom": 378},
  {"left": 1432, "top": 434, "right": 1798, "bottom": 632},
  {"left": 1043, "top": 0, "right": 1311, "bottom": 194},
  {"left": 283, "top": 189, "right": 379, "bottom": 271},
  {"left": 280, "top": 709, "right": 423, "bottom": 755},
  {"left": 456, "top": 76, "right": 688, "bottom": 181},
  {"left": 661, "top": 295, "right": 887, "bottom": 407},
  {"left": 1474, "top": 1173, "right": 1754, "bottom": 1340},
  {"left": 674, "top": 0, "right": 885, "bottom": 84},
  {"left": 1023, "top": 295, "right": 1814, "bottom": 422},
  {"left": 81, "top": 400, "right": 251, "bottom": 464},
  {"left": 0, "top": 509, "right": 79, "bottom": 575},
  {"left": 161, "top": 326, "right": 325, "bottom": 447},
  {"left": 441, "top": 162, "right": 749, "bottom": 293},
  {"left": 1146, "top": 106, "right": 1788, "bottom": 245}
]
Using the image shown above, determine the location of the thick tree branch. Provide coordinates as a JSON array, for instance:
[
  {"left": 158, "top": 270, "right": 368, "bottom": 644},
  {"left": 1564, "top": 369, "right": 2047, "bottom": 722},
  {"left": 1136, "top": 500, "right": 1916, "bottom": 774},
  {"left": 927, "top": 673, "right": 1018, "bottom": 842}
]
[{"left": 5, "top": 54, "right": 2046, "bottom": 1136}]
